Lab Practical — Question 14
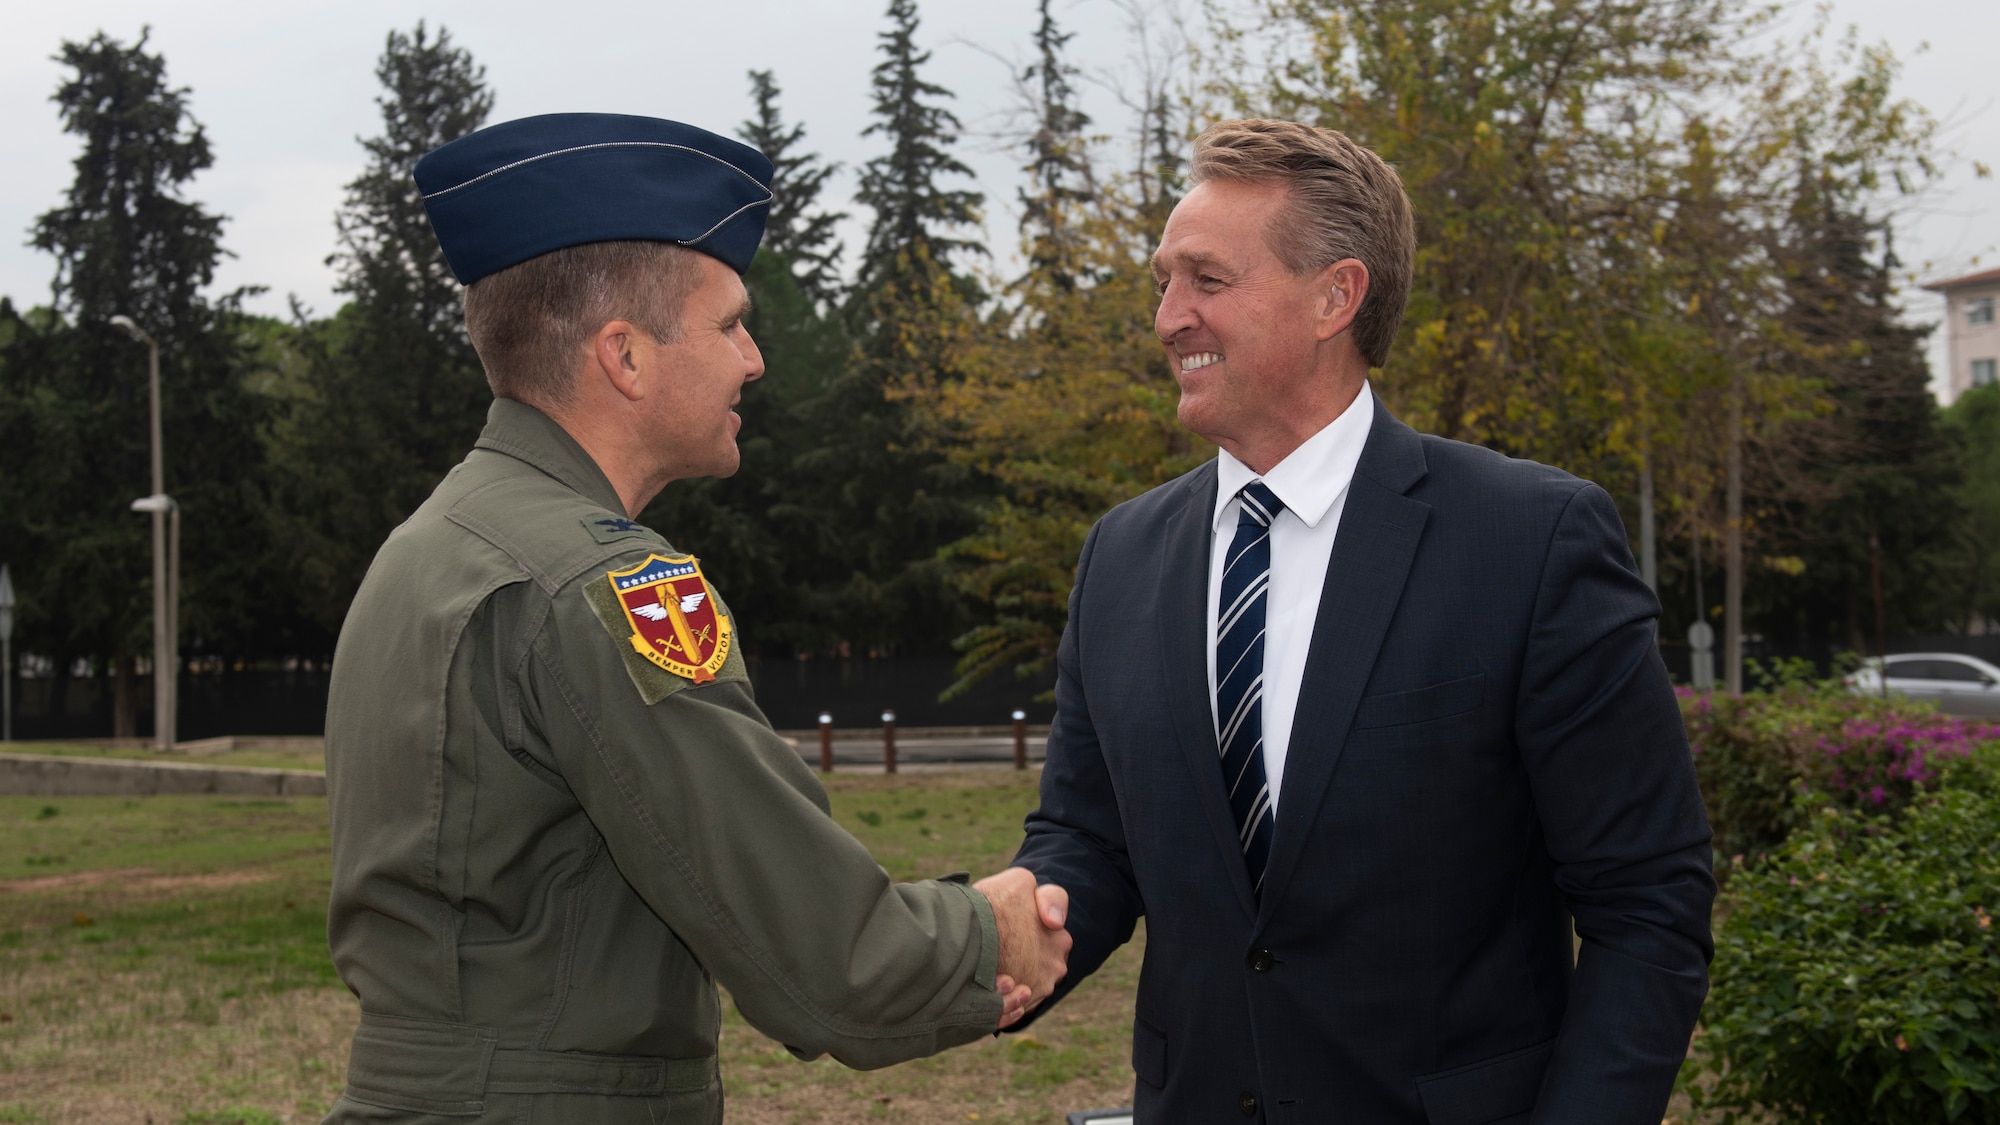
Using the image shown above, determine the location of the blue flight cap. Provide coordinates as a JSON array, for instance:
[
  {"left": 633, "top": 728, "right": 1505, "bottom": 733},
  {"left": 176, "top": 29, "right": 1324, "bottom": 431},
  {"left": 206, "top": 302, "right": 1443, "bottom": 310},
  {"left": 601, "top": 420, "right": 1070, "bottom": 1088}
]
[{"left": 414, "top": 113, "right": 775, "bottom": 283}]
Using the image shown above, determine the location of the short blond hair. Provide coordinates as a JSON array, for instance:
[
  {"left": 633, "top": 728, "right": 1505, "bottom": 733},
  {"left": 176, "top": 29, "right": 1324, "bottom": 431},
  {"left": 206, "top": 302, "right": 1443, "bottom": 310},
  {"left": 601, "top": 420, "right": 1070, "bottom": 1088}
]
[
  {"left": 462, "top": 240, "right": 705, "bottom": 407},
  {"left": 1190, "top": 119, "right": 1415, "bottom": 368}
]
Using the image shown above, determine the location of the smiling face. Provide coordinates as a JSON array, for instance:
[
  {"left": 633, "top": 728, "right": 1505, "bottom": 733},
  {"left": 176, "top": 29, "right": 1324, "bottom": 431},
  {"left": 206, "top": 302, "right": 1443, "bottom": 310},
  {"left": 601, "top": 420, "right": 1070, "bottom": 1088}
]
[
  {"left": 641, "top": 252, "right": 764, "bottom": 481},
  {"left": 1152, "top": 178, "right": 1368, "bottom": 471}
]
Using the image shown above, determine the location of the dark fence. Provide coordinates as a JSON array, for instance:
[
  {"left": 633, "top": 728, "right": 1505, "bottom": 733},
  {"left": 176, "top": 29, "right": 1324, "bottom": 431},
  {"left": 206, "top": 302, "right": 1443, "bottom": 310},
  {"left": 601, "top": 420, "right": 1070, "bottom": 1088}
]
[
  {"left": 3, "top": 657, "right": 1057, "bottom": 741},
  {"left": 17, "top": 632, "right": 1993, "bottom": 742}
]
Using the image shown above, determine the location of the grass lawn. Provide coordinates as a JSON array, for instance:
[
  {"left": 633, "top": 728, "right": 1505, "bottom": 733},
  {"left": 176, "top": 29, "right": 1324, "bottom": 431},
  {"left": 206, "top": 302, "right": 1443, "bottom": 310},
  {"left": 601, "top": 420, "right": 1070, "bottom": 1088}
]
[
  {"left": 0, "top": 770, "right": 1142, "bottom": 1125},
  {"left": 0, "top": 742, "right": 326, "bottom": 773}
]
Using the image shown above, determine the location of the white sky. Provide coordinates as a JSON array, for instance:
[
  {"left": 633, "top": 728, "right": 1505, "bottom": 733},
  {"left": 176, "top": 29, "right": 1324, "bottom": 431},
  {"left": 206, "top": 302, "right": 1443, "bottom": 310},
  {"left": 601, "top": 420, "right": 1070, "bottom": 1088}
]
[{"left": 2, "top": 0, "right": 1993, "bottom": 392}]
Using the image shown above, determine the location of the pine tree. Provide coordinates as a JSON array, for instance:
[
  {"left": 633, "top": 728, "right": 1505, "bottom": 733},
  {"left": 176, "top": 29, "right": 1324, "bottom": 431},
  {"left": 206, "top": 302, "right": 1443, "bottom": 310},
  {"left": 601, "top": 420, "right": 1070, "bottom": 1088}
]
[
  {"left": 1138, "top": 89, "right": 1184, "bottom": 226},
  {"left": 745, "top": 0, "right": 991, "bottom": 657},
  {"left": 270, "top": 23, "right": 492, "bottom": 636},
  {"left": 2, "top": 30, "right": 273, "bottom": 732},
  {"left": 1745, "top": 181, "right": 1965, "bottom": 648},
  {"left": 853, "top": 0, "right": 984, "bottom": 297},
  {"left": 1017, "top": 0, "right": 1094, "bottom": 290},
  {"left": 1943, "top": 383, "right": 2000, "bottom": 630},
  {"left": 738, "top": 71, "right": 846, "bottom": 309},
  {"left": 32, "top": 32, "right": 225, "bottom": 327}
]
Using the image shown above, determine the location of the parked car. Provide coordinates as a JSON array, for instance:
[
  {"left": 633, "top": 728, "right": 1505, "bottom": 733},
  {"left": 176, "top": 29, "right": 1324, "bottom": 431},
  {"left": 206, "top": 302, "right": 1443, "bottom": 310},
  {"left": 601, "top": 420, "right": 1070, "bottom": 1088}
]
[{"left": 1843, "top": 652, "right": 2000, "bottom": 717}]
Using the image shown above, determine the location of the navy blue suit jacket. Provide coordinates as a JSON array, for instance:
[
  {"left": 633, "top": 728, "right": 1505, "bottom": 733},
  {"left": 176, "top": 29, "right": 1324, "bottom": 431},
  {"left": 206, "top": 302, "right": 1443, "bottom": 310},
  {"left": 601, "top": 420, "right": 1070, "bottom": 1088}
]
[{"left": 1013, "top": 403, "right": 1714, "bottom": 1124}]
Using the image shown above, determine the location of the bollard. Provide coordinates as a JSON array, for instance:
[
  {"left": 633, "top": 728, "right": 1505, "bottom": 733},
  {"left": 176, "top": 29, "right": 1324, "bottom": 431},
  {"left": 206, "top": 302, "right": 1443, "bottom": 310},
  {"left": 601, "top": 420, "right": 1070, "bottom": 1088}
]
[
  {"left": 1012, "top": 709, "right": 1028, "bottom": 770},
  {"left": 818, "top": 712, "right": 834, "bottom": 773},
  {"left": 881, "top": 710, "right": 897, "bottom": 774}
]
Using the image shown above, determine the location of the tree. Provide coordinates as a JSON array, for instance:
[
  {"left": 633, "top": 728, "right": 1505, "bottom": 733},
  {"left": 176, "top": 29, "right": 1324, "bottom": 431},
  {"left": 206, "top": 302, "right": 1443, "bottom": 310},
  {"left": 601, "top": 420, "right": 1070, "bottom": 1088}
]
[
  {"left": 737, "top": 70, "right": 846, "bottom": 309},
  {"left": 852, "top": 0, "right": 984, "bottom": 297},
  {"left": 913, "top": 179, "right": 1203, "bottom": 693},
  {"left": 268, "top": 22, "right": 492, "bottom": 638},
  {"left": 1226, "top": 0, "right": 1942, "bottom": 681},
  {"left": 1943, "top": 384, "right": 2000, "bottom": 631},
  {"left": 1, "top": 29, "right": 272, "bottom": 733},
  {"left": 730, "top": 0, "right": 993, "bottom": 658},
  {"left": 1017, "top": 0, "right": 1095, "bottom": 291},
  {"left": 1734, "top": 175, "right": 1963, "bottom": 652}
]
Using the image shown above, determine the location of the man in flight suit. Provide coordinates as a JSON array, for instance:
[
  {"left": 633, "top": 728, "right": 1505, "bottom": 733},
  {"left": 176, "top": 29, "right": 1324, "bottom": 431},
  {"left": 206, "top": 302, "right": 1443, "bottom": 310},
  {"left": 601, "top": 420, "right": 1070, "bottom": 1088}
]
[{"left": 322, "top": 113, "right": 1069, "bottom": 1124}]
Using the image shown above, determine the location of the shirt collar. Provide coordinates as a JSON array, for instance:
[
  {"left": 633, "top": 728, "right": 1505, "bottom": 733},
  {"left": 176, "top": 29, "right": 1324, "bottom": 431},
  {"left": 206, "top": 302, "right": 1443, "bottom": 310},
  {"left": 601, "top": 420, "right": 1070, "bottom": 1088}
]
[
  {"left": 1212, "top": 383, "right": 1375, "bottom": 533},
  {"left": 473, "top": 397, "right": 628, "bottom": 515}
]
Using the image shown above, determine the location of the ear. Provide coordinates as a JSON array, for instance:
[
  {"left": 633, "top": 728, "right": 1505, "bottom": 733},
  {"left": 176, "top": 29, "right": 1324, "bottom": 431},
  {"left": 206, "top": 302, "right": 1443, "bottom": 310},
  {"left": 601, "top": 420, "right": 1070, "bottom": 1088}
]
[
  {"left": 1315, "top": 259, "right": 1371, "bottom": 344},
  {"left": 590, "top": 320, "right": 648, "bottom": 403}
]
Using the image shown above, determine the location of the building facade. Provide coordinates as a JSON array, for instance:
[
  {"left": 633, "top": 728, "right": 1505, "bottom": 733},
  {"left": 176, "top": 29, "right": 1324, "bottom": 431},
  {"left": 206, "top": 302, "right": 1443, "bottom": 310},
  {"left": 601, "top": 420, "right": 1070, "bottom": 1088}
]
[{"left": 1924, "top": 266, "right": 2000, "bottom": 404}]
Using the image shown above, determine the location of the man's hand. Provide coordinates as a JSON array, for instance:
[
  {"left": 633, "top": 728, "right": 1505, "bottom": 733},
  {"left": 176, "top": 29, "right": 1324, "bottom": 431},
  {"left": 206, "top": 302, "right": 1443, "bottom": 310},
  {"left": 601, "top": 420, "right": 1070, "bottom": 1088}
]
[{"left": 975, "top": 866, "right": 1071, "bottom": 1029}]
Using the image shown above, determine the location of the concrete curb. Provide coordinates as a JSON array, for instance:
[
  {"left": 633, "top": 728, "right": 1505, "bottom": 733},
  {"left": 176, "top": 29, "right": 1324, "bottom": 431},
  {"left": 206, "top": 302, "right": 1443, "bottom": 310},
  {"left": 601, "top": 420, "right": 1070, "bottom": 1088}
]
[{"left": 0, "top": 752, "right": 327, "bottom": 798}]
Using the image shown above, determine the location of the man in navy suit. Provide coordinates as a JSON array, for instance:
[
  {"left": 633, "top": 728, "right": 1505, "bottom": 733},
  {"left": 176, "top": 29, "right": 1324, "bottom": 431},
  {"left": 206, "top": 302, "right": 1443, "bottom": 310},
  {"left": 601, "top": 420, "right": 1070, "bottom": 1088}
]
[{"left": 1010, "top": 119, "right": 1714, "bottom": 1123}]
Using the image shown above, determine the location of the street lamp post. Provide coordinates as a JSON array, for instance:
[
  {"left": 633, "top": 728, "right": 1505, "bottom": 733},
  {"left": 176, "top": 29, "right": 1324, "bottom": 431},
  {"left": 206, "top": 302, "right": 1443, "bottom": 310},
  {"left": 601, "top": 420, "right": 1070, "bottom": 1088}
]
[
  {"left": 110, "top": 315, "right": 176, "bottom": 750},
  {"left": 130, "top": 494, "right": 179, "bottom": 747}
]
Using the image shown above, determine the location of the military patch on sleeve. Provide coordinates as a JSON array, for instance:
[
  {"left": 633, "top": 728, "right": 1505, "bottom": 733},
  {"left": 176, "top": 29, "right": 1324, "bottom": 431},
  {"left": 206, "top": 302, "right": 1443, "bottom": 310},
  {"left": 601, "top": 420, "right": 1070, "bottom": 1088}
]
[{"left": 583, "top": 553, "right": 747, "bottom": 705}]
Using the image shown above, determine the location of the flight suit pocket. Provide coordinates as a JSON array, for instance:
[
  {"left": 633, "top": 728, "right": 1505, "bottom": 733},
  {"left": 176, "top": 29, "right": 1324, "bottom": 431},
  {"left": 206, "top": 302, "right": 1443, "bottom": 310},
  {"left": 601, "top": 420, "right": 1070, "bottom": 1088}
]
[
  {"left": 1354, "top": 673, "right": 1485, "bottom": 730},
  {"left": 1414, "top": 1037, "right": 1554, "bottom": 1125},
  {"left": 343, "top": 1012, "right": 497, "bottom": 1115},
  {"left": 1131, "top": 1019, "right": 1168, "bottom": 1089}
]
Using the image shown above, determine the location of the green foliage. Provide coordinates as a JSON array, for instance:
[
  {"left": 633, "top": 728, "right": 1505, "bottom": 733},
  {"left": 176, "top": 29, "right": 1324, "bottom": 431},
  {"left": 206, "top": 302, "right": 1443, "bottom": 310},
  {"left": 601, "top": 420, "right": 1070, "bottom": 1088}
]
[
  {"left": 738, "top": 70, "right": 846, "bottom": 309},
  {"left": 0, "top": 30, "right": 280, "bottom": 687},
  {"left": 1684, "top": 749, "right": 2000, "bottom": 1124},
  {"left": 1005, "top": 1033, "right": 1093, "bottom": 1090},
  {"left": 266, "top": 22, "right": 492, "bottom": 641},
  {"left": 914, "top": 178, "right": 1204, "bottom": 694},
  {"left": 1226, "top": 0, "right": 1953, "bottom": 652},
  {"left": 1016, "top": 0, "right": 1094, "bottom": 291},
  {"left": 853, "top": 0, "right": 985, "bottom": 294},
  {"left": 757, "top": 0, "right": 993, "bottom": 658},
  {"left": 1943, "top": 383, "right": 2000, "bottom": 629},
  {"left": 1742, "top": 177, "right": 1965, "bottom": 648}
]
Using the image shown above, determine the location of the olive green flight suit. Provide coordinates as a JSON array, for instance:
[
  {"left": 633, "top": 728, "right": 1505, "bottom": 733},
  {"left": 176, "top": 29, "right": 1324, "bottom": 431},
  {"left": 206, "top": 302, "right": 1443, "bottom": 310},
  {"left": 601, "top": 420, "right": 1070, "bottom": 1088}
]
[{"left": 323, "top": 399, "right": 1001, "bottom": 1123}]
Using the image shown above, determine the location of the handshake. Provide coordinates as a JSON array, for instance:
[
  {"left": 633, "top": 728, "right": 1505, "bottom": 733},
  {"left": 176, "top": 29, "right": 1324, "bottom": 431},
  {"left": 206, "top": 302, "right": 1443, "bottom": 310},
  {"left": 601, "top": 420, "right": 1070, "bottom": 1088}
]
[{"left": 973, "top": 867, "right": 1073, "bottom": 1029}]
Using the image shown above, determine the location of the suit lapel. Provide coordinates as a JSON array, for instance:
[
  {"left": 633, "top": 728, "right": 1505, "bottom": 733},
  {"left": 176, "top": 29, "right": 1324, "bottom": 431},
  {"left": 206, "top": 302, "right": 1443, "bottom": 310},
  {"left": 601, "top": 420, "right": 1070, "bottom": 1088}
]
[
  {"left": 1258, "top": 407, "right": 1431, "bottom": 923},
  {"left": 1153, "top": 462, "right": 1259, "bottom": 916}
]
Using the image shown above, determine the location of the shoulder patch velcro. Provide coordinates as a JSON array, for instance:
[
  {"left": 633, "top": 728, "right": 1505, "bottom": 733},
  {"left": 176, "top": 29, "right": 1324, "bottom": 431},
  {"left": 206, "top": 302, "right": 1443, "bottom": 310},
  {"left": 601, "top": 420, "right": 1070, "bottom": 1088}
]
[
  {"left": 584, "top": 515, "right": 660, "bottom": 546},
  {"left": 583, "top": 553, "right": 748, "bottom": 705}
]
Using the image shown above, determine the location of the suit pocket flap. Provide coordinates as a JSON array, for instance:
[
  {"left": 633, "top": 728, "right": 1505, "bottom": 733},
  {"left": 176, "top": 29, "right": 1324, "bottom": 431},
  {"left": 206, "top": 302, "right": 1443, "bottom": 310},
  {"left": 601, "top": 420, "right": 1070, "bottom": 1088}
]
[
  {"left": 1354, "top": 673, "right": 1485, "bottom": 729},
  {"left": 344, "top": 1012, "right": 497, "bottom": 1116},
  {"left": 1131, "top": 1019, "right": 1168, "bottom": 1089},
  {"left": 1414, "top": 1038, "right": 1554, "bottom": 1125}
]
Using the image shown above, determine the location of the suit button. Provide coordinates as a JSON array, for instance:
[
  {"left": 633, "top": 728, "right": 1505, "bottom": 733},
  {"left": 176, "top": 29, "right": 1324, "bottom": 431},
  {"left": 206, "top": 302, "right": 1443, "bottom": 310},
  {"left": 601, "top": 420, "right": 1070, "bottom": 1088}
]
[
  {"left": 1239, "top": 1091, "right": 1259, "bottom": 1116},
  {"left": 1248, "top": 949, "right": 1274, "bottom": 972}
]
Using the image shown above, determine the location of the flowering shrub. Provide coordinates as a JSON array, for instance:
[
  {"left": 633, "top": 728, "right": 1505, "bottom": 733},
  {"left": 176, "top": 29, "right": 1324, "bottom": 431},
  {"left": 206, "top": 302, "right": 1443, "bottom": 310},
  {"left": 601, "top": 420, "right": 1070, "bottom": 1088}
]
[
  {"left": 1678, "top": 676, "right": 1995, "bottom": 880},
  {"left": 1818, "top": 714, "right": 2000, "bottom": 810},
  {"left": 1682, "top": 746, "right": 2000, "bottom": 1124}
]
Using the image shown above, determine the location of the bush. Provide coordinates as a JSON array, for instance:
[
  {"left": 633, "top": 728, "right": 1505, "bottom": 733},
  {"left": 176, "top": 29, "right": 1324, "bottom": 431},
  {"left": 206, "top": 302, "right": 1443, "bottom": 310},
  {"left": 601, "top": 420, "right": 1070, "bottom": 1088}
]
[
  {"left": 1680, "top": 674, "right": 1993, "bottom": 880},
  {"left": 1684, "top": 746, "right": 2000, "bottom": 1124}
]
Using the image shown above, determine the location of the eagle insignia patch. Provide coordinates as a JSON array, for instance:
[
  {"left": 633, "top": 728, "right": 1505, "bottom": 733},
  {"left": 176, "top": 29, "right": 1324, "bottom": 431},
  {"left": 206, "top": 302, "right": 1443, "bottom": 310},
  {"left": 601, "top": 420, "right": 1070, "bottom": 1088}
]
[{"left": 605, "top": 553, "right": 732, "bottom": 684}]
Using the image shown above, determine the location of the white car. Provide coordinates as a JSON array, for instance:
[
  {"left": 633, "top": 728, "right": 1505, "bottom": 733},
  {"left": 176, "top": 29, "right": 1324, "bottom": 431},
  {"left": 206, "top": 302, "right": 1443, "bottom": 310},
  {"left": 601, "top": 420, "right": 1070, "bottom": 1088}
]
[{"left": 1844, "top": 652, "right": 2000, "bottom": 717}]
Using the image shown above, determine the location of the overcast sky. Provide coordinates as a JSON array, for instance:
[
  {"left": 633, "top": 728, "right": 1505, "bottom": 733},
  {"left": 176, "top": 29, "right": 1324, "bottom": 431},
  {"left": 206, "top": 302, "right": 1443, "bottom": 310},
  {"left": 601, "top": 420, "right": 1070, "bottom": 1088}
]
[{"left": 3, "top": 0, "right": 1993, "bottom": 391}]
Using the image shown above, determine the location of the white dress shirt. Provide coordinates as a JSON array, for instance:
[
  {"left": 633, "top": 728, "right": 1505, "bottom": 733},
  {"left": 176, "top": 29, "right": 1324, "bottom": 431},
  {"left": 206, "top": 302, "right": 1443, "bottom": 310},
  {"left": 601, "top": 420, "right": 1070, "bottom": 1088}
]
[{"left": 1206, "top": 384, "right": 1375, "bottom": 813}]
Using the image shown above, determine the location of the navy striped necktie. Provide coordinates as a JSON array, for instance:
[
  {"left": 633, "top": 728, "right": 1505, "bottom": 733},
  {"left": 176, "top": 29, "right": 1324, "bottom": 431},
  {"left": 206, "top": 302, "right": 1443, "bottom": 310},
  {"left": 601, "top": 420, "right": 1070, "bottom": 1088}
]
[{"left": 1217, "top": 480, "right": 1283, "bottom": 896}]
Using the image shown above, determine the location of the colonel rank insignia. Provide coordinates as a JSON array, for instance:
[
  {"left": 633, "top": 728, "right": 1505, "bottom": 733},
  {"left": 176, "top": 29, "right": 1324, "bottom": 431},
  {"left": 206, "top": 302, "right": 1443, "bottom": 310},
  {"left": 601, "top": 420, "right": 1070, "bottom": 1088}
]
[{"left": 605, "top": 554, "right": 732, "bottom": 684}]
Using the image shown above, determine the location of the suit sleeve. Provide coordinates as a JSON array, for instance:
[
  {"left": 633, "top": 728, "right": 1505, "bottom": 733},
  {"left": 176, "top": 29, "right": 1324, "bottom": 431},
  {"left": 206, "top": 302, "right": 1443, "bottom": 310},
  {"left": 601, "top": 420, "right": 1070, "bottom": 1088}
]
[
  {"left": 518, "top": 581, "right": 1003, "bottom": 1070},
  {"left": 1515, "top": 483, "right": 1715, "bottom": 1123},
  {"left": 1010, "top": 520, "right": 1145, "bottom": 1026}
]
